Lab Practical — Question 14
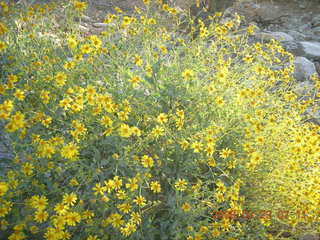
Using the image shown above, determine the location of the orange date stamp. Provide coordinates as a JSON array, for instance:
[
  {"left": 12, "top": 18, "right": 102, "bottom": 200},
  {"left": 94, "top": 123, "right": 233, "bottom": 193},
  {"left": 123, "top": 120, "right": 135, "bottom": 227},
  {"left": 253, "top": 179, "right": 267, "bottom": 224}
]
[{"left": 211, "top": 209, "right": 320, "bottom": 221}]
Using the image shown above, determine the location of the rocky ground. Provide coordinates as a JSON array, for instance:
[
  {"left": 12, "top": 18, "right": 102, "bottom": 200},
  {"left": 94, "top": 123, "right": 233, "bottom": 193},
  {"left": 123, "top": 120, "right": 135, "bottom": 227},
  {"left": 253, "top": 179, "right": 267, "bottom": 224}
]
[
  {"left": 229, "top": 0, "right": 320, "bottom": 125},
  {"left": 78, "top": 0, "right": 320, "bottom": 75}
]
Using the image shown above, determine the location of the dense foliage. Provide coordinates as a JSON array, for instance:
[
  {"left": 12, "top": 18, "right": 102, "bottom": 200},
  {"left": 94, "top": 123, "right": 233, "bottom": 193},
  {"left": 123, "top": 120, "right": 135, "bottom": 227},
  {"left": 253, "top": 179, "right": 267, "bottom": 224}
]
[{"left": 0, "top": 0, "right": 319, "bottom": 239}]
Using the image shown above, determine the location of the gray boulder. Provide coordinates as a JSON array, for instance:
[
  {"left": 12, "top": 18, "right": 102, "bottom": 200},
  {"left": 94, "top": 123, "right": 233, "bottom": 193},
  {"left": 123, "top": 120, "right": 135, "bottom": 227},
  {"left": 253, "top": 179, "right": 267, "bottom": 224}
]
[
  {"left": 300, "top": 42, "right": 320, "bottom": 61},
  {"left": 92, "top": 22, "right": 108, "bottom": 28},
  {"left": 286, "top": 30, "right": 306, "bottom": 41},
  {"left": 312, "top": 27, "right": 320, "bottom": 36},
  {"left": 293, "top": 57, "right": 317, "bottom": 81},
  {"left": 281, "top": 41, "right": 305, "bottom": 56},
  {"left": 315, "top": 62, "right": 320, "bottom": 75},
  {"left": 255, "top": 31, "right": 294, "bottom": 42},
  {"left": 312, "top": 15, "right": 320, "bottom": 28}
]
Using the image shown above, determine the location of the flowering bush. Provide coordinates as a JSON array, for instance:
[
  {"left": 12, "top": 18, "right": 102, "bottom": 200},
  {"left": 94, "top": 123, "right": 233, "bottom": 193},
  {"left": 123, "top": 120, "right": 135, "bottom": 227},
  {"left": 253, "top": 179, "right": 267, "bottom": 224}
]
[{"left": 0, "top": 0, "right": 320, "bottom": 239}]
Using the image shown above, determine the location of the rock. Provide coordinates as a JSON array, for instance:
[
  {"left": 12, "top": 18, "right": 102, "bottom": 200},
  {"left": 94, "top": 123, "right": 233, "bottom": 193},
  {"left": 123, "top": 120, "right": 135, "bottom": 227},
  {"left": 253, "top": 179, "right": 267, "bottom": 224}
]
[
  {"left": 90, "top": 27, "right": 106, "bottom": 35},
  {"left": 299, "top": 233, "right": 319, "bottom": 240},
  {"left": 80, "top": 22, "right": 90, "bottom": 27},
  {"left": 281, "top": 40, "right": 305, "bottom": 56},
  {"left": 207, "top": 0, "right": 235, "bottom": 12},
  {"left": 312, "top": 15, "right": 320, "bottom": 28},
  {"left": 293, "top": 81, "right": 314, "bottom": 96},
  {"left": 312, "top": 27, "right": 320, "bottom": 36},
  {"left": 315, "top": 62, "right": 320, "bottom": 75},
  {"left": 223, "top": 1, "right": 261, "bottom": 22},
  {"left": 81, "top": 15, "right": 93, "bottom": 23},
  {"left": 255, "top": 31, "right": 294, "bottom": 42},
  {"left": 79, "top": 25, "right": 90, "bottom": 33},
  {"left": 92, "top": 22, "right": 108, "bottom": 28},
  {"left": 74, "top": 15, "right": 93, "bottom": 23},
  {"left": 298, "top": 23, "right": 312, "bottom": 33},
  {"left": 298, "top": 2, "right": 307, "bottom": 9},
  {"left": 293, "top": 57, "right": 317, "bottom": 81},
  {"left": 286, "top": 30, "right": 306, "bottom": 41},
  {"left": 300, "top": 41, "right": 320, "bottom": 61}
]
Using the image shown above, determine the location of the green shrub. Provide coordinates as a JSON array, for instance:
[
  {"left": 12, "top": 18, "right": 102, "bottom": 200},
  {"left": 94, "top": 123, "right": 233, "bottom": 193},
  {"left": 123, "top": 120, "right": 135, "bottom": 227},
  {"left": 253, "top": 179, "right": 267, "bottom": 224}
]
[{"left": 0, "top": 1, "right": 319, "bottom": 240}]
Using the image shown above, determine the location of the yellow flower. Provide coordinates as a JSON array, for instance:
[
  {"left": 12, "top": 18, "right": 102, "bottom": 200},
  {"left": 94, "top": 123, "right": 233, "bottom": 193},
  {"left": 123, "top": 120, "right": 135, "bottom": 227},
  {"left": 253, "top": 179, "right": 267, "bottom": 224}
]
[
  {"left": 41, "top": 117, "right": 52, "bottom": 128},
  {"left": 63, "top": 193, "right": 77, "bottom": 206},
  {"left": 216, "top": 180, "right": 226, "bottom": 193},
  {"left": 215, "top": 96, "right": 225, "bottom": 106},
  {"left": 141, "top": 155, "right": 154, "bottom": 168},
  {"left": 118, "top": 124, "right": 132, "bottom": 138},
  {"left": 70, "top": 178, "right": 79, "bottom": 186},
  {"left": 0, "top": 22, "right": 8, "bottom": 35},
  {"left": 30, "top": 195, "right": 48, "bottom": 210},
  {"left": 117, "top": 203, "right": 132, "bottom": 213},
  {"left": 150, "top": 181, "right": 161, "bottom": 193},
  {"left": 182, "top": 69, "right": 195, "bottom": 80},
  {"left": 157, "top": 113, "right": 168, "bottom": 124},
  {"left": 191, "top": 141, "right": 203, "bottom": 153},
  {"left": 0, "top": 182, "right": 9, "bottom": 197},
  {"left": 129, "top": 76, "right": 142, "bottom": 87},
  {"left": 175, "top": 178, "right": 187, "bottom": 191},
  {"left": 131, "top": 126, "right": 142, "bottom": 136},
  {"left": 182, "top": 202, "right": 192, "bottom": 212},
  {"left": 250, "top": 151, "right": 262, "bottom": 164},
  {"left": 40, "top": 90, "right": 50, "bottom": 104},
  {"left": 148, "top": 18, "right": 157, "bottom": 25},
  {"left": 22, "top": 163, "right": 34, "bottom": 176},
  {"left": 120, "top": 222, "right": 137, "bottom": 236},
  {"left": 200, "top": 26, "right": 209, "bottom": 38},
  {"left": 100, "top": 116, "right": 113, "bottom": 128},
  {"left": 126, "top": 178, "right": 138, "bottom": 192},
  {"left": 205, "top": 144, "right": 215, "bottom": 156},
  {"left": 108, "top": 213, "right": 124, "bottom": 228},
  {"left": 180, "top": 140, "right": 189, "bottom": 150},
  {"left": 92, "top": 183, "right": 106, "bottom": 196},
  {"left": 122, "top": 16, "right": 132, "bottom": 26},
  {"left": 67, "top": 37, "right": 78, "bottom": 49},
  {"left": 113, "top": 176, "right": 123, "bottom": 189},
  {"left": 65, "top": 211, "right": 81, "bottom": 226},
  {"left": 54, "top": 202, "right": 69, "bottom": 215},
  {"left": 243, "top": 54, "right": 253, "bottom": 63},
  {"left": 61, "top": 142, "right": 79, "bottom": 161},
  {"left": 83, "top": 210, "right": 95, "bottom": 220},
  {"left": 143, "top": 0, "right": 150, "bottom": 5},
  {"left": 89, "top": 35, "right": 102, "bottom": 48},
  {"left": 162, "top": 3, "right": 170, "bottom": 11},
  {"left": 34, "top": 210, "right": 49, "bottom": 223},
  {"left": 87, "top": 235, "right": 99, "bottom": 240},
  {"left": 133, "top": 55, "right": 143, "bottom": 66},
  {"left": 114, "top": 7, "right": 123, "bottom": 13},
  {"left": 133, "top": 195, "right": 146, "bottom": 207},
  {"left": 73, "top": 0, "right": 87, "bottom": 11},
  {"left": 80, "top": 44, "right": 93, "bottom": 54},
  {"left": 215, "top": 192, "right": 224, "bottom": 203},
  {"left": 59, "top": 98, "right": 72, "bottom": 110},
  {"left": 116, "top": 190, "right": 127, "bottom": 199},
  {"left": 0, "top": 41, "right": 6, "bottom": 52},
  {"left": 55, "top": 72, "right": 67, "bottom": 87},
  {"left": 219, "top": 148, "right": 232, "bottom": 159},
  {"left": 64, "top": 61, "right": 75, "bottom": 70},
  {"left": 151, "top": 125, "right": 164, "bottom": 138},
  {"left": 130, "top": 212, "right": 141, "bottom": 224}
]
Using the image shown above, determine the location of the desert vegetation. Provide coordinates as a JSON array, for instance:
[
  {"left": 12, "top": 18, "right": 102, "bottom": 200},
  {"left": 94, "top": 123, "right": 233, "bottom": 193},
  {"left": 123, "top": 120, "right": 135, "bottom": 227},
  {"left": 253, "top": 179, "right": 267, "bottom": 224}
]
[{"left": 0, "top": 0, "right": 319, "bottom": 239}]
